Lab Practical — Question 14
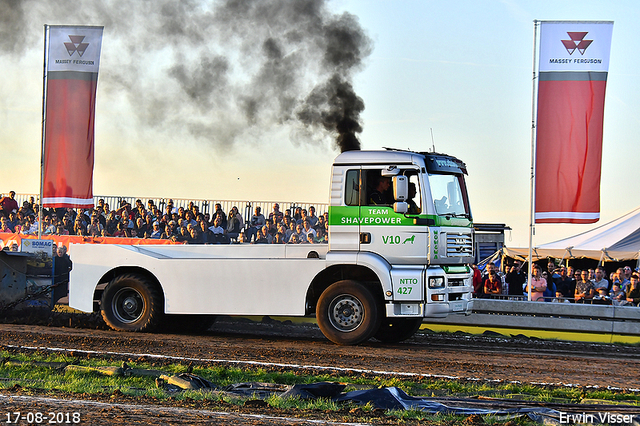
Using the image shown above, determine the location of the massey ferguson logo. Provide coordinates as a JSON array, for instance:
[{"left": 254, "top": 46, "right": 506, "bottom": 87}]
[
  {"left": 561, "top": 32, "right": 592, "bottom": 55},
  {"left": 64, "top": 35, "right": 89, "bottom": 57}
]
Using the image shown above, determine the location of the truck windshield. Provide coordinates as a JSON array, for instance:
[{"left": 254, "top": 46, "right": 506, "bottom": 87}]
[{"left": 428, "top": 173, "right": 470, "bottom": 218}]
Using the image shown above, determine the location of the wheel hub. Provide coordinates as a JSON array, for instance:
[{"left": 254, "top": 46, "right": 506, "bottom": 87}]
[
  {"left": 112, "top": 288, "right": 144, "bottom": 324},
  {"left": 122, "top": 297, "right": 139, "bottom": 315},
  {"left": 329, "top": 295, "right": 363, "bottom": 332}
]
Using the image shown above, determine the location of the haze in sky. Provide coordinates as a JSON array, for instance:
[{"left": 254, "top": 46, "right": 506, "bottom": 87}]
[{"left": 1, "top": 0, "right": 638, "bottom": 249}]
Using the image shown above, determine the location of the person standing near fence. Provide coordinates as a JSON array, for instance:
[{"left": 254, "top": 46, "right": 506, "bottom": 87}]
[{"left": 525, "top": 264, "right": 547, "bottom": 302}]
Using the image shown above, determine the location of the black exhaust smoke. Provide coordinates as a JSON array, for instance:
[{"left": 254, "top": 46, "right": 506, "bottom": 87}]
[{"left": 1, "top": 0, "right": 372, "bottom": 152}]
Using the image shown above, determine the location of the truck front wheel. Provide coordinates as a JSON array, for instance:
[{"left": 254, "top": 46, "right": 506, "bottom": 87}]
[
  {"left": 317, "top": 280, "right": 381, "bottom": 345},
  {"left": 101, "top": 274, "right": 163, "bottom": 332}
]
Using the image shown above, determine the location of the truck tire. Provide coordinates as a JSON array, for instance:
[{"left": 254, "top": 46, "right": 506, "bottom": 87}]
[
  {"left": 101, "top": 274, "right": 163, "bottom": 332},
  {"left": 317, "top": 280, "right": 381, "bottom": 345},
  {"left": 373, "top": 318, "right": 423, "bottom": 343}
]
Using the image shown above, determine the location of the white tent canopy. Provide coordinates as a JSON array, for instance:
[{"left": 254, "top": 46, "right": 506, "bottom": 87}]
[{"left": 503, "top": 206, "right": 640, "bottom": 261}]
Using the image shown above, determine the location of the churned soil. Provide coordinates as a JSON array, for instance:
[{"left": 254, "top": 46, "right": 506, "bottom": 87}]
[{"left": 0, "top": 312, "right": 639, "bottom": 425}]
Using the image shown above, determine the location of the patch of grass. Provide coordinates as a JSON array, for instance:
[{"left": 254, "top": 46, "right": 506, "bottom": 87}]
[{"left": 0, "top": 348, "right": 638, "bottom": 426}]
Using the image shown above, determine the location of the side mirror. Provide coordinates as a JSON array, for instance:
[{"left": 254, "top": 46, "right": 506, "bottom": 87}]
[
  {"left": 394, "top": 202, "right": 408, "bottom": 214},
  {"left": 393, "top": 175, "right": 408, "bottom": 201}
]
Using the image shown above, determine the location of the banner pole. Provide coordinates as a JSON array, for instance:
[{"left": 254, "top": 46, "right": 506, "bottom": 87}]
[
  {"left": 39, "top": 24, "right": 50, "bottom": 239},
  {"left": 528, "top": 20, "right": 540, "bottom": 301}
]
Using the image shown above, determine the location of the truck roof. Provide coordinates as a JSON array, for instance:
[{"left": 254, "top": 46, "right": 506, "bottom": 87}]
[{"left": 333, "top": 149, "right": 467, "bottom": 174}]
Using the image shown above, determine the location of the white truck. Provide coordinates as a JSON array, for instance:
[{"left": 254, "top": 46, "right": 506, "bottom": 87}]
[{"left": 69, "top": 148, "right": 475, "bottom": 345}]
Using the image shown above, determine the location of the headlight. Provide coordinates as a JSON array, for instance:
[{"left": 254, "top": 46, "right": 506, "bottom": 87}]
[{"left": 428, "top": 277, "right": 444, "bottom": 288}]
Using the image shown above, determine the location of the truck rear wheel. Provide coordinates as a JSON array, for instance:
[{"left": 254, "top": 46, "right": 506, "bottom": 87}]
[
  {"left": 317, "top": 280, "right": 381, "bottom": 345},
  {"left": 373, "top": 318, "right": 423, "bottom": 343},
  {"left": 101, "top": 274, "right": 163, "bottom": 332}
]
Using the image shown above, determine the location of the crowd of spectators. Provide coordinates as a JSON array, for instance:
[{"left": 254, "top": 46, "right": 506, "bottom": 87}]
[
  {"left": 473, "top": 260, "right": 640, "bottom": 306},
  {"left": 0, "top": 192, "right": 329, "bottom": 246}
]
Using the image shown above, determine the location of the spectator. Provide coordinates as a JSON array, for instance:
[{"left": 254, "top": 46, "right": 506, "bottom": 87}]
[
  {"left": 483, "top": 267, "right": 502, "bottom": 296},
  {"left": 149, "top": 222, "right": 163, "bottom": 239},
  {"left": 135, "top": 217, "right": 148, "bottom": 238},
  {"left": 0, "top": 216, "right": 12, "bottom": 233},
  {"left": 52, "top": 245, "right": 72, "bottom": 303},
  {"left": 293, "top": 206, "right": 302, "bottom": 222},
  {"left": 296, "top": 208, "right": 309, "bottom": 225},
  {"left": 254, "top": 225, "right": 272, "bottom": 244},
  {"left": 230, "top": 206, "right": 244, "bottom": 230},
  {"left": 226, "top": 209, "right": 241, "bottom": 241},
  {"left": 623, "top": 266, "right": 633, "bottom": 282},
  {"left": 316, "top": 214, "right": 327, "bottom": 232},
  {"left": 556, "top": 266, "right": 575, "bottom": 301},
  {"left": 613, "top": 268, "right": 631, "bottom": 293},
  {"left": 575, "top": 270, "right": 595, "bottom": 303},
  {"left": 525, "top": 264, "right": 547, "bottom": 302},
  {"left": 194, "top": 220, "right": 209, "bottom": 243},
  {"left": 302, "top": 219, "right": 316, "bottom": 241},
  {"left": 591, "top": 267, "right": 610, "bottom": 294},
  {"left": 471, "top": 264, "right": 483, "bottom": 297},
  {"left": 0, "top": 191, "right": 19, "bottom": 216},
  {"left": 543, "top": 262, "right": 559, "bottom": 301},
  {"left": 573, "top": 269, "right": 582, "bottom": 282},
  {"left": 269, "top": 203, "right": 283, "bottom": 224},
  {"left": 56, "top": 225, "right": 69, "bottom": 236},
  {"left": 272, "top": 232, "right": 286, "bottom": 244},
  {"left": 315, "top": 228, "right": 327, "bottom": 243},
  {"left": 162, "top": 221, "right": 178, "bottom": 240},
  {"left": 7, "top": 212, "right": 17, "bottom": 231},
  {"left": 188, "top": 227, "right": 204, "bottom": 244},
  {"left": 592, "top": 287, "right": 612, "bottom": 305},
  {"left": 41, "top": 215, "right": 56, "bottom": 235},
  {"left": 287, "top": 234, "right": 300, "bottom": 244},
  {"left": 213, "top": 203, "right": 227, "bottom": 229},
  {"left": 551, "top": 291, "right": 570, "bottom": 303},
  {"left": 293, "top": 223, "right": 306, "bottom": 243},
  {"left": 105, "top": 212, "right": 118, "bottom": 235},
  {"left": 542, "top": 272, "right": 556, "bottom": 302},
  {"left": 208, "top": 216, "right": 228, "bottom": 244},
  {"left": 112, "top": 222, "right": 127, "bottom": 238},
  {"left": 610, "top": 282, "right": 628, "bottom": 306},
  {"left": 246, "top": 206, "right": 265, "bottom": 243},
  {"left": 307, "top": 206, "right": 319, "bottom": 227},
  {"left": 626, "top": 274, "right": 640, "bottom": 306},
  {"left": 505, "top": 261, "right": 525, "bottom": 297},
  {"left": 87, "top": 216, "right": 103, "bottom": 237}
]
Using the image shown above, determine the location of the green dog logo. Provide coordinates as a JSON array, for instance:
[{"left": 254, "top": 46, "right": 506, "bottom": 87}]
[{"left": 403, "top": 235, "right": 415, "bottom": 244}]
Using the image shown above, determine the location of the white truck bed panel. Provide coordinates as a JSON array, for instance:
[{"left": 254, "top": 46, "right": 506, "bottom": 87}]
[{"left": 68, "top": 244, "right": 328, "bottom": 315}]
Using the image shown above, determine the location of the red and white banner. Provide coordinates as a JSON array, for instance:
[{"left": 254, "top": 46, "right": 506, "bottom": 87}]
[
  {"left": 42, "top": 25, "right": 103, "bottom": 208},
  {"left": 534, "top": 21, "right": 613, "bottom": 224}
]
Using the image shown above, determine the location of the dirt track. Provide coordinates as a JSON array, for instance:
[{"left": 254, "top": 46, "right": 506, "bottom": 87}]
[{"left": 0, "top": 316, "right": 639, "bottom": 425}]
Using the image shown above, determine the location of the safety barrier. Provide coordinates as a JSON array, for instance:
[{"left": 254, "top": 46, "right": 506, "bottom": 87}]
[{"left": 426, "top": 299, "right": 640, "bottom": 342}]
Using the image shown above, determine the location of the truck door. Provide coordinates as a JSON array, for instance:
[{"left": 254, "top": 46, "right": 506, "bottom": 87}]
[{"left": 359, "top": 167, "right": 429, "bottom": 265}]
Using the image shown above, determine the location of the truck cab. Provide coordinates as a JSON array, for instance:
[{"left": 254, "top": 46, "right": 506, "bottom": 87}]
[{"left": 328, "top": 149, "right": 474, "bottom": 320}]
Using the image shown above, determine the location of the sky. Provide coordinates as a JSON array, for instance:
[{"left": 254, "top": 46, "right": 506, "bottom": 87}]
[{"left": 1, "top": 0, "right": 639, "bottom": 248}]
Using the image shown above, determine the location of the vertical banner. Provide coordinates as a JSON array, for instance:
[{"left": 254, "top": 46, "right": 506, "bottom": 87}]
[
  {"left": 42, "top": 25, "right": 103, "bottom": 208},
  {"left": 534, "top": 21, "right": 613, "bottom": 224}
]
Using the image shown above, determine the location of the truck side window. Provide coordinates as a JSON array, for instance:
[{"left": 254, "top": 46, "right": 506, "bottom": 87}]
[
  {"left": 365, "top": 170, "right": 392, "bottom": 206},
  {"left": 345, "top": 170, "right": 360, "bottom": 206}
]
